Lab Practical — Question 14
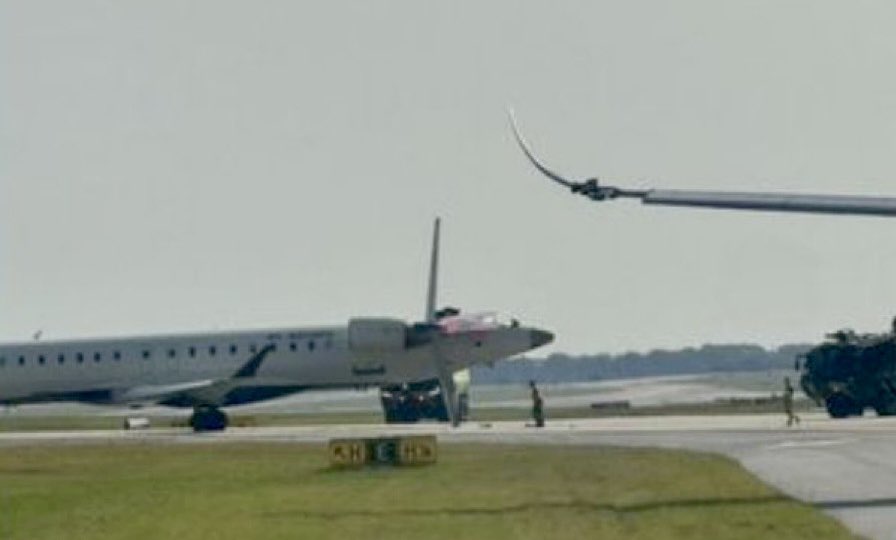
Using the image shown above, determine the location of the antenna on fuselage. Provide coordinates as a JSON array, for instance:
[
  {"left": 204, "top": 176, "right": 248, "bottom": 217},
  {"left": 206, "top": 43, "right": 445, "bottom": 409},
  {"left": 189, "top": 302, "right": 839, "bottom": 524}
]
[{"left": 32, "top": 330, "right": 42, "bottom": 341}]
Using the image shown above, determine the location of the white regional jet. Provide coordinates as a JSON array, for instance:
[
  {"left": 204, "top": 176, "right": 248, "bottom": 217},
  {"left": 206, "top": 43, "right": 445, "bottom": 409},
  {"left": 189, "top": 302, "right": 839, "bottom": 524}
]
[{"left": 0, "top": 219, "right": 553, "bottom": 431}]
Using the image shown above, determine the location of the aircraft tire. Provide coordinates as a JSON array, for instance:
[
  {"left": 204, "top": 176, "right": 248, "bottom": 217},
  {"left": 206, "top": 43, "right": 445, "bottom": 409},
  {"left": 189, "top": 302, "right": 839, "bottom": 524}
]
[
  {"left": 825, "top": 393, "right": 861, "bottom": 419},
  {"left": 190, "top": 406, "right": 228, "bottom": 432}
]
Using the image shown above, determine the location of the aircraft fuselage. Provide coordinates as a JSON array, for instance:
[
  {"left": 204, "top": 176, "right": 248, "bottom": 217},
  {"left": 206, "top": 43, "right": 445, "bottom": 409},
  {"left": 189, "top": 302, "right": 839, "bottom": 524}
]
[{"left": 0, "top": 318, "right": 545, "bottom": 407}]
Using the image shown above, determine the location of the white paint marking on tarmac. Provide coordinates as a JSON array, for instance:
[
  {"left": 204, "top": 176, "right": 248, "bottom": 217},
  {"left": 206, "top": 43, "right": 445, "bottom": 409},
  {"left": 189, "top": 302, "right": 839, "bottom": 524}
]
[{"left": 771, "top": 439, "right": 848, "bottom": 449}]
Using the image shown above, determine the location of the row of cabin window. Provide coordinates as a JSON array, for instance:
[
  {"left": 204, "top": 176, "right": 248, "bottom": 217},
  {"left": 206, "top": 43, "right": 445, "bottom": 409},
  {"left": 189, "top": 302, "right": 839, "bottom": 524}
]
[{"left": 0, "top": 339, "right": 329, "bottom": 368}]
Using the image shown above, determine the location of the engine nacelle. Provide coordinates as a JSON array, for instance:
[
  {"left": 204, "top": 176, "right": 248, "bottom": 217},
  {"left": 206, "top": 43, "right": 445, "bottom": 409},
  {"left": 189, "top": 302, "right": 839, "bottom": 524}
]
[{"left": 348, "top": 318, "right": 407, "bottom": 352}]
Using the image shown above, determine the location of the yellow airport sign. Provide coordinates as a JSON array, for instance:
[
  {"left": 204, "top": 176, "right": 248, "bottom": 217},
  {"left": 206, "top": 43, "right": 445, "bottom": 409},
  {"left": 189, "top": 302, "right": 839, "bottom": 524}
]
[
  {"left": 398, "top": 435, "right": 437, "bottom": 465},
  {"left": 328, "top": 439, "right": 368, "bottom": 467},
  {"left": 328, "top": 436, "right": 437, "bottom": 467}
]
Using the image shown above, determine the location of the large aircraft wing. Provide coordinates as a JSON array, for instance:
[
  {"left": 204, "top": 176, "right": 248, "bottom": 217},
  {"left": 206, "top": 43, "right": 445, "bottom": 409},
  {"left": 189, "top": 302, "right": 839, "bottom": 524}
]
[
  {"left": 117, "top": 344, "right": 276, "bottom": 406},
  {"left": 116, "top": 379, "right": 217, "bottom": 403},
  {"left": 510, "top": 112, "right": 896, "bottom": 217},
  {"left": 636, "top": 190, "right": 896, "bottom": 217}
]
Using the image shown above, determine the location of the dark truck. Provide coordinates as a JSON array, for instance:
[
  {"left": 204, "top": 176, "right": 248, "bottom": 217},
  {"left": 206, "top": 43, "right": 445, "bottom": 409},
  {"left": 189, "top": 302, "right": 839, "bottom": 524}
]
[
  {"left": 800, "top": 327, "right": 896, "bottom": 418},
  {"left": 380, "top": 369, "right": 470, "bottom": 423}
]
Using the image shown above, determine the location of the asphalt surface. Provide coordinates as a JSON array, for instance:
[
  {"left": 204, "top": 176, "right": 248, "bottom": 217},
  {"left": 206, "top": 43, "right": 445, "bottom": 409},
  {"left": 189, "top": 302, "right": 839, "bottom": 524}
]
[{"left": 2, "top": 412, "right": 895, "bottom": 539}]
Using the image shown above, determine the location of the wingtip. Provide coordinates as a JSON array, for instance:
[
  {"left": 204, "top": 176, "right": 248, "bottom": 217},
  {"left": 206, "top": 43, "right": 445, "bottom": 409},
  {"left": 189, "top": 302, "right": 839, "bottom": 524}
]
[
  {"left": 505, "top": 108, "right": 577, "bottom": 189},
  {"left": 505, "top": 106, "right": 537, "bottom": 163},
  {"left": 505, "top": 104, "right": 518, "bottom": 126},
  {"left": 505, "top": 105, "right": 526, "bottom": 148}
]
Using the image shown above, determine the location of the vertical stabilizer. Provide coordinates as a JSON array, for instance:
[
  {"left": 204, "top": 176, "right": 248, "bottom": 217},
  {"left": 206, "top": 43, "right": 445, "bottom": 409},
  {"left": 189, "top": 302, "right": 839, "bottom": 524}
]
[{"left": 424, "top": 218, "right": 440, "bottom": 323}]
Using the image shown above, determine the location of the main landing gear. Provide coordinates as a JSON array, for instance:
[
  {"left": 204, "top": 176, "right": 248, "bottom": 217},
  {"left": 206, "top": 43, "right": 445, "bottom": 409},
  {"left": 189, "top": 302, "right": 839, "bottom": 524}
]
[{"left": 189, "top": 405, "right": 229, "bottom": 432}]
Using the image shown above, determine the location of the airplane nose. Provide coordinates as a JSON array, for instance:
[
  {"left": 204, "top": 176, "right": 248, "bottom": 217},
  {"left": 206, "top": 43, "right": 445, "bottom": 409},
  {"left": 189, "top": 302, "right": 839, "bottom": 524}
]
[{"left": 530, "top": 329, "right": 554, "bottom": 349}]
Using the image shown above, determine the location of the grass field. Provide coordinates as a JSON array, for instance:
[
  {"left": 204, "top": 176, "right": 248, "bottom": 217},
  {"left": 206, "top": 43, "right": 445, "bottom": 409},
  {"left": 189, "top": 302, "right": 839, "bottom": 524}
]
[{"left": 0, "top": 443, "right": 854, "bottom": 540}]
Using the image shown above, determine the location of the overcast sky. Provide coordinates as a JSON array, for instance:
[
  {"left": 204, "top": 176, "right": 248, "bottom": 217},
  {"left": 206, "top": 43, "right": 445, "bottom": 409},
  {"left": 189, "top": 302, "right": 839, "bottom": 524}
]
[{"left": 3, "top": 1, "right": 896, "bottom": 354}]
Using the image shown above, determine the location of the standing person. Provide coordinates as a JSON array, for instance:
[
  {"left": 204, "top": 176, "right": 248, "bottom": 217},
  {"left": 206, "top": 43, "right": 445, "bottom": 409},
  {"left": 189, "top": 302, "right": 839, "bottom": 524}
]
[
  {"left": 530, "top": 380, "right": 545, "bottom": 428},
  {"left": 783, "top": 376, "right": 800, "bottom": 427}
]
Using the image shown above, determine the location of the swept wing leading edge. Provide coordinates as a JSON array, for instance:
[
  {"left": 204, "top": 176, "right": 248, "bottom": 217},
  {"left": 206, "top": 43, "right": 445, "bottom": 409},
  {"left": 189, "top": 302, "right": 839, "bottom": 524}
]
[
  {"left": 118, "top": 344, "right": 277, "bottom": 405},
  {"left": 510, "top": 112, "right": 896, "bottom": 217}
]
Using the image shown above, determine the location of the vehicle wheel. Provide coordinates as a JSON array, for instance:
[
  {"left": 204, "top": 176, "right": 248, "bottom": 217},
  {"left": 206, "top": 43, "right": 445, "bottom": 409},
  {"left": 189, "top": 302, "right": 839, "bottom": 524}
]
[
  {"left": 825, "top": 393, "right": 860, "bottom": 419},
  {"left": 382, "top": 401, "right": 398, "bottom": 423},
  {"left": 382, "top": 400, "right": 419, "bottom": 423},
  {"left": 190, "top": 405, "right": 228, "bottom": 432},
  {"left": 872, "top": 397, "right": 896, "bottom": 416},
  {"left": 398, "top": 404, "right": 420, "bottom": 423}
]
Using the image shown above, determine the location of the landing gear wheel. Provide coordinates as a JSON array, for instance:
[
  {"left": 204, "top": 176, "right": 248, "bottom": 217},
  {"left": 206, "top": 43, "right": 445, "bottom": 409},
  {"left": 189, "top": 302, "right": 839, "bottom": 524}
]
[
  {"left": 189, "top": 405, "right": 228, "bottom": 432},
  {"left": 825, "top": 393, "right": 862, "bottom": 419}
]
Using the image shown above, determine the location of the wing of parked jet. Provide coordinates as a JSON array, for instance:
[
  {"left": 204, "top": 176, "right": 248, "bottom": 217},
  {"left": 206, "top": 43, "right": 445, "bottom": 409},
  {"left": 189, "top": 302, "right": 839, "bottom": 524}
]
[{"left": 509, "top": 111, "right": 896, "bottom": 217}]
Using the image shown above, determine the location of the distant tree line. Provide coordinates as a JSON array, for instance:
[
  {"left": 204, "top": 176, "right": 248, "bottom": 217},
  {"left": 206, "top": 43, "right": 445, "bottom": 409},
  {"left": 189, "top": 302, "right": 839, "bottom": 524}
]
[{"left": 471, "top": 343, "right": 812, "bottom": 385}]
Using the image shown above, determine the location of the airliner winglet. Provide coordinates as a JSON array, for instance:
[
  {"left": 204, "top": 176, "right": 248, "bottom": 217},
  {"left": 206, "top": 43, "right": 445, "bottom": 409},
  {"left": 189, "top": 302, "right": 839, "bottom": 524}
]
[{"left": 508, "top": 108, "right": 578, "bottom": 189}]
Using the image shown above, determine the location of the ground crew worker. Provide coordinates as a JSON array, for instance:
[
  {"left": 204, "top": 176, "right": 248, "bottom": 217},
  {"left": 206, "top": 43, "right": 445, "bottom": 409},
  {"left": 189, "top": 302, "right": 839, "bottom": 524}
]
[
  {"left": 784, "top": 376, "right": 800, "bottom": 427},
  {"left": 530, "top": 380, "right": 544, "bottom": 427}
]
